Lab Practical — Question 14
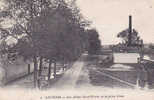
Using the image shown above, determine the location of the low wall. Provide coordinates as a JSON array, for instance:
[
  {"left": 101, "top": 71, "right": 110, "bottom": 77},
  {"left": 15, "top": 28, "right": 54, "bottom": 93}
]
[{"left": 0, "top": 58, "right": 33, "bottom": 85}]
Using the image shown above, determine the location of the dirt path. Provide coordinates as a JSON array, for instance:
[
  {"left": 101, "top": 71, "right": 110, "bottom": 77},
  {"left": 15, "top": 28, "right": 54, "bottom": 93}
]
[{"left": 50, "top": 56, "right": 85, "bottom": 89}]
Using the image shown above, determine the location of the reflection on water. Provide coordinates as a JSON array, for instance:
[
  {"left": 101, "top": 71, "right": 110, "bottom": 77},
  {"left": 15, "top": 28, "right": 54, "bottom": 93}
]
[
  {"left": 89, "top": 54, "right": 154, "bottom": 90},
  {"left": 144, "top": 55, "right": 151, "bottom": 60},
  {"left": 109, "top": 64, "right": 134, "bottom": 71}
]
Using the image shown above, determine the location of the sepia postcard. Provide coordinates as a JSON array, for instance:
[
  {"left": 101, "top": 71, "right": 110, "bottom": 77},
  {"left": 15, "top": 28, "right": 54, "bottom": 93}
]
[{"left": 0, "top": 0, "right": 154, "bottom": 100}]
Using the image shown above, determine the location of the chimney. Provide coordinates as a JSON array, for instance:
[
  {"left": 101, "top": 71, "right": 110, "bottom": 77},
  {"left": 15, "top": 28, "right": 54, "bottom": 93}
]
[
  {"left": 128, "top": 15, "right": 132, "bottom": 46},
  {"left": 129, "top": 15, "right": 132, "bottom": 33}
]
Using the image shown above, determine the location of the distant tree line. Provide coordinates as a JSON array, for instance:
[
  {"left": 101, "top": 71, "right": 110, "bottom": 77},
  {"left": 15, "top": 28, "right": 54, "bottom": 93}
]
[{"left": 0, "top": 0, "right": 101, "bottom": 88}]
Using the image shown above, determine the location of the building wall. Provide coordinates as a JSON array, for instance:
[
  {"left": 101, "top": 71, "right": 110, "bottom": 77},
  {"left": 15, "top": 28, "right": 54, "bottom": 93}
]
[{"left": 113, "top": 53, "right": 140, "bottom": 63}]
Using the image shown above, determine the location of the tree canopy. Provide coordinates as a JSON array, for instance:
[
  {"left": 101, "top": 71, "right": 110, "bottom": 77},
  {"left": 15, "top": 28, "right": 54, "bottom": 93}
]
[
  {"left": 87, "top": 29, "right": 101, "bottom": 54},
  {"left": 0, "top": 0, "right": 93, "bottom": 88},
  {"left": 117, "top": 28, "right": 143, "bottom": 47}
]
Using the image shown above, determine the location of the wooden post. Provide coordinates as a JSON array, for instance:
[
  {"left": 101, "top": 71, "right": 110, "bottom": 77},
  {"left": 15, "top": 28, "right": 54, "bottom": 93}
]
[
  {"left": 33, "top": 55, "right": 38, "bottom": 88},
  {"left": 28, "top": 64, "right": 30, "bottom": 74},
  {"left": 140, "top": 40, "right": 144, "bottom": 61},
  {"left": 39, "top": 57, "right": 43, "bottom": 76},
  {"left": 48, "top": 59, "right": 52, "bottom": 80}
]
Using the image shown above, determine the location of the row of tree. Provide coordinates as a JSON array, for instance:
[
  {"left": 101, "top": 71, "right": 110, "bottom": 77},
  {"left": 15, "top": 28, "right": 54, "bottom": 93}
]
[{"left": 0, "top": 0, "right": 101, "bottom": 88}]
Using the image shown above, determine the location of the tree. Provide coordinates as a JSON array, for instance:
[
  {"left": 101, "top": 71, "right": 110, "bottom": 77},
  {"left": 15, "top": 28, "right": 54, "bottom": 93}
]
[
  {"left": 87, "top": 29, "right": 101, "bottom": 54},
  {"left": 0, "top": 0, "right": 90, "bottom": 88},
  {"left": 117, "top": 28, "right": 143, "bottom": 47},
  {"left": 3, "top": 0, "right": 59, "bottom": 88}
]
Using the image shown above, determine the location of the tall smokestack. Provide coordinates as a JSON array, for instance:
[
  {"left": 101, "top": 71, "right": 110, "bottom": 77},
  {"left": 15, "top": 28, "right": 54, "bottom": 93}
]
[{"left": 128, "top": 15, "right": 132, "bottom": 46}]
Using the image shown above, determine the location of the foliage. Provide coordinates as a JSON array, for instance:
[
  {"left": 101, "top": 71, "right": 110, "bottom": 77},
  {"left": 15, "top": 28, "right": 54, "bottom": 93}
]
[
  {"left": 87, "top": 29, "right": 101, "bottom": 54},
  {"left": 117, "top": 28, "right": 143, "bottom": 46},
  {"left": 0, "top": 0, "right": 89, "bottom": 60},
  {"left": 0, "top": 0, "right": 91, "bottom": 87}
]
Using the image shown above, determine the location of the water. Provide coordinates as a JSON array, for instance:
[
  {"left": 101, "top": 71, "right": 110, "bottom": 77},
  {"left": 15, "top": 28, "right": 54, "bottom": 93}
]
[{"left": 90, "top": 53, "right": 153, "bottom": 90}]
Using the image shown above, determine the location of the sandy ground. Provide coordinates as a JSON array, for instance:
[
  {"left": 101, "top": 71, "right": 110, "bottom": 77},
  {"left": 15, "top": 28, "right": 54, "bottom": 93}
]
[
  {"left": 49, "top": 55, "right": 85, "bottom": 90},
  {"left": 49, "top": 54, "right": 137, "bottom": 90}
]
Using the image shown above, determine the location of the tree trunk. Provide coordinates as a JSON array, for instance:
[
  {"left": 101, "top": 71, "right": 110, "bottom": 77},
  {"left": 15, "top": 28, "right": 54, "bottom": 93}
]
[
  {"left": 53, "top": 60, "right": 56, "bottom": 78},
  {"left": 63, "top": 58, "right": 65, "bottom": 71},
  {"left": 48, "top": 59, "right": 52, "bottom": 80},
  {"left": 33, "top": 55, "right": 38, "bottom": 88},
  {"left": 39, "top": 57, "right": 43, "bottom": 76}
]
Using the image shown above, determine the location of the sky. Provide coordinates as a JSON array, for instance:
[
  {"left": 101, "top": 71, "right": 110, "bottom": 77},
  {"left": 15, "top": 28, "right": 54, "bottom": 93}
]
[
  {"left": 76, "top": 0, "right": 154, "bottom": 45},
  {"left": 0, "top": 0, "right": 154, "bottom": 45}
]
